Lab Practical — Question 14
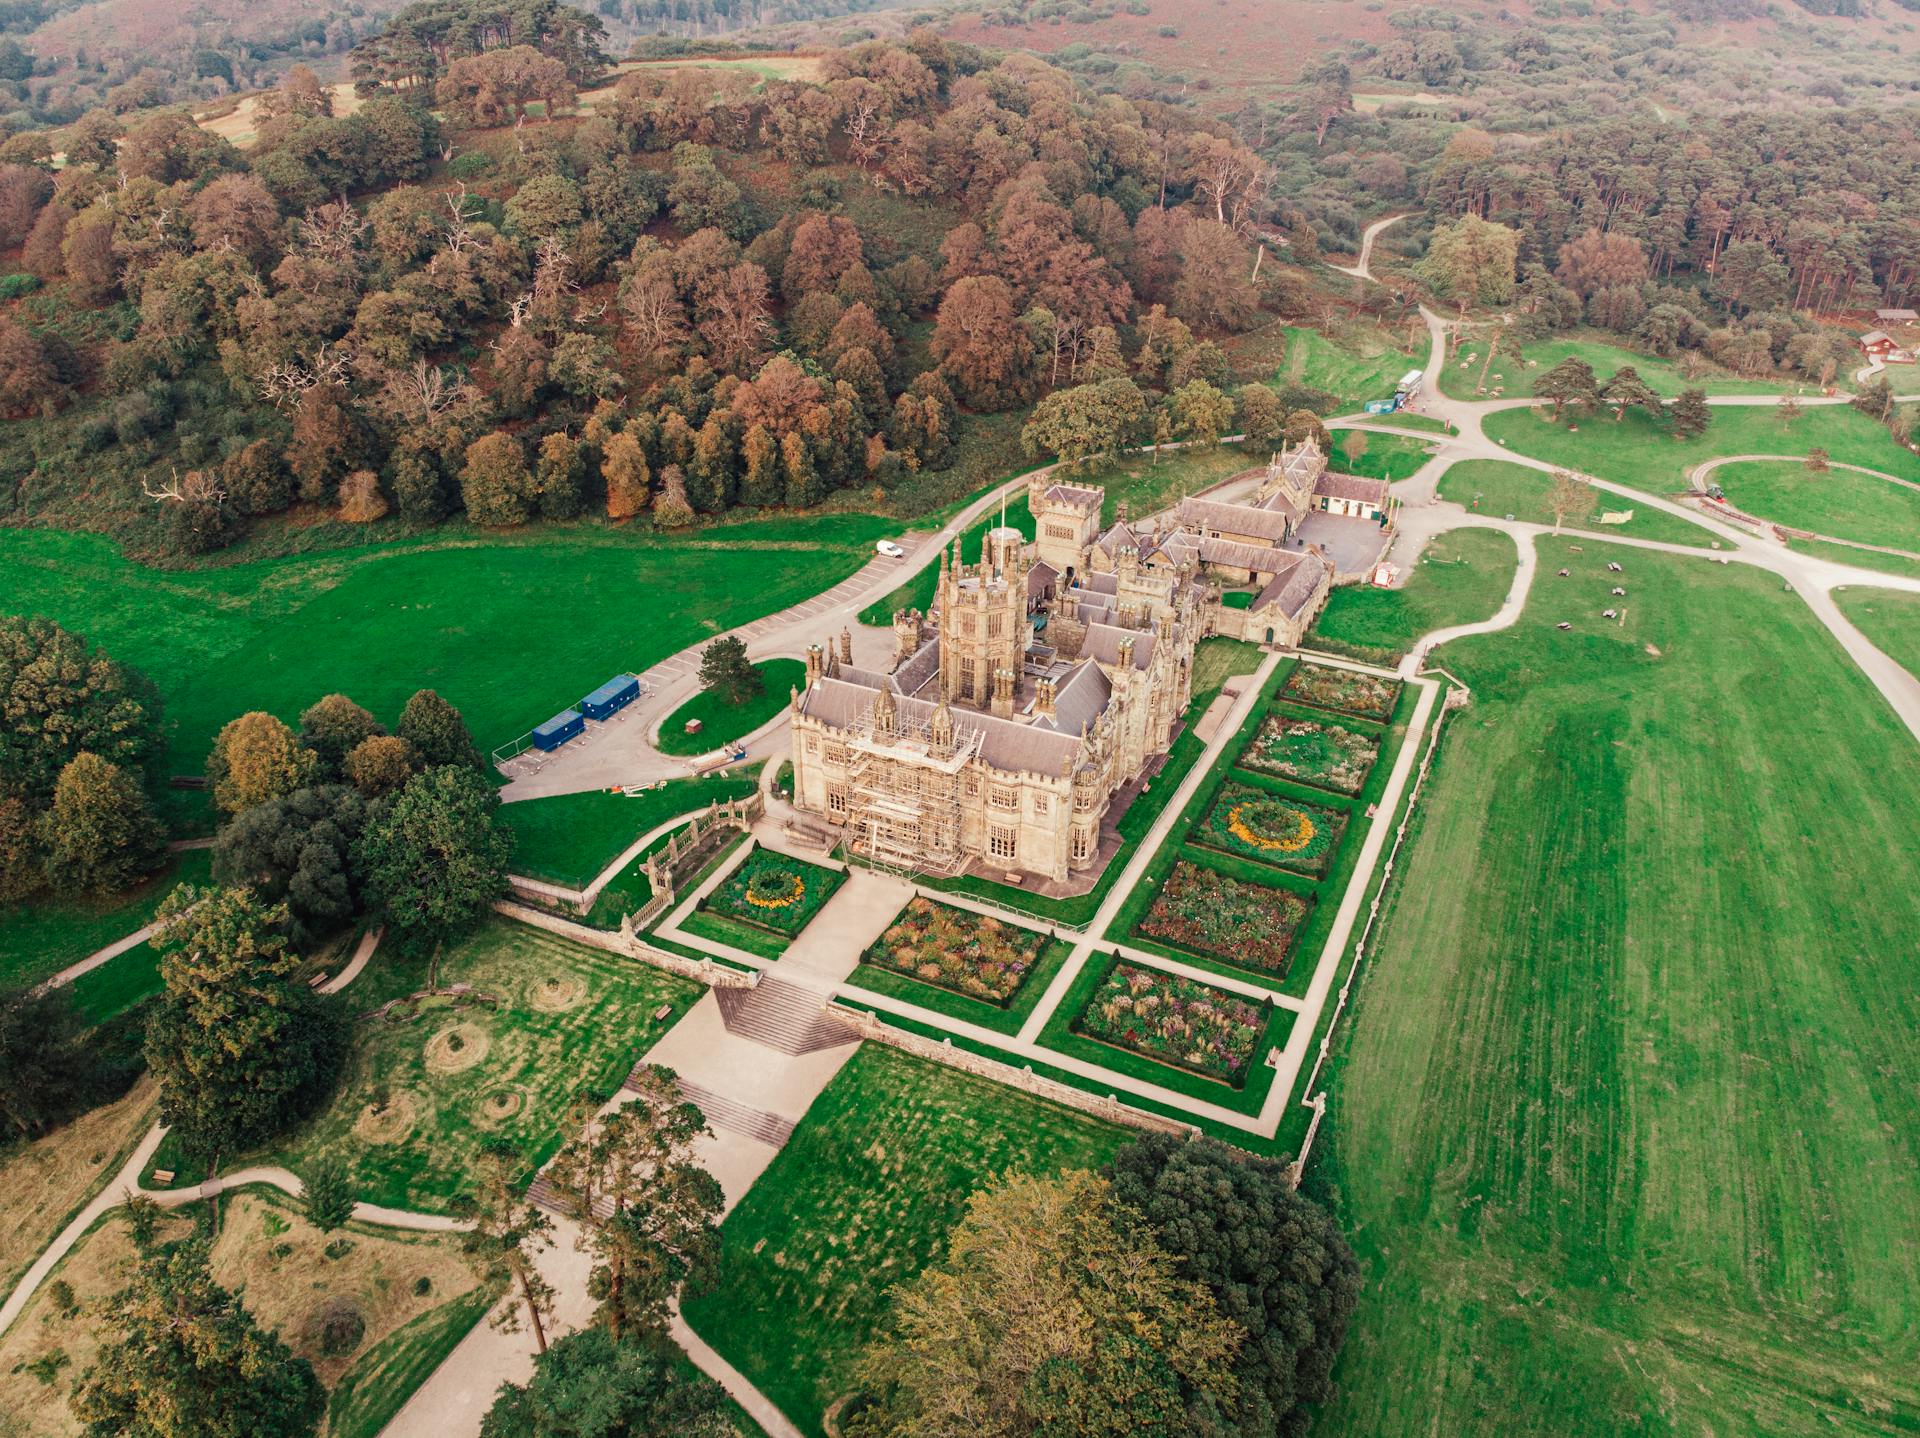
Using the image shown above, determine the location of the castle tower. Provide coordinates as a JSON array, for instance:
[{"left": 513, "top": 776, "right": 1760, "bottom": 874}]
[
  {"left": 1027, "top": 476, "right": 1104, "bottom": 579},
  {"left": 939, "top": 538, "right": 1030, "bottom": 708}
]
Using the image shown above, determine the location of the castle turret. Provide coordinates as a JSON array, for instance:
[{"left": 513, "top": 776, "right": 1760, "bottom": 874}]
[
  {"left": 991, "top": 667, "right": 1015, "bottom": 719},
  {"left": 839, "top": 627, "right": 852, "bottom": 665},
  {"left": 805, "top": 643, "right": 825, "bottom": 686}
]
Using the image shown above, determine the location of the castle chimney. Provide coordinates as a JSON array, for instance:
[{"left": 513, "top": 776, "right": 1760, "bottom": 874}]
[
  {"left": 839, "top": 627, "right": 852, "bottom": 665},
  {"left": 1036, "top": 676, "right": 1057, "bottom": 721},
  {"left": 805, "top": 643, "right": 824, "bottom": 685},
  {"left": 991, "top": 667, "right": 1015, "bottom": 719},
  {"left": 1117, "top": 635, "right": 1135, "bottom": 670}
]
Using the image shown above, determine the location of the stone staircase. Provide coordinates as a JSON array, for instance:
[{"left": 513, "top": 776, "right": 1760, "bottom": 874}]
[
  {"left": 669, "top": 1077, "right": 796, "bottom": 1147},
  {"left": 714, "top": 977, "right": 858, "bottom": 1056}
]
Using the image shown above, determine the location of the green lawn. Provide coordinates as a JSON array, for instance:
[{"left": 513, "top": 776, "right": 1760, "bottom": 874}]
[
  {"left": 0, "top": 847, "right": 212, "bottom": 991},
  {"left": 325, "top": 1285, "right": 497, "bottom": 1438},
  {"left": 1327, "top": 428, "right": 1434, "bottom": 482},
  {"left": 1835, "top": 587, "right": 1920, "bottom": 683},
  {"left": 1311, "top": 542, "right": 1920, "bottom": 1436},
  {"left": 1311, "top": 526, "right": 1519, "bottom": 663},
  {"left": 1439, "top": 333, "right": 1817, "bottom": 402},
  {"left": 244, "top": 919, "right": 700, "bottom": 1212},
  {"left": 1436, "top": 458, "right": 1717, "bottom": 547},
  {"left": 1791, "top": 539, "right": 1920, "bottom": 581},
  {"left": 858, "top": 445, "right": 1258, "bottom": 626},
  {"left": 500, "top": 769, "right": 761, "bottom": 887},
  {"left": 1485, "top": 403, "right": 1920, "bottom": 495},
  {"left": 680, "top": 1045, "right": 1128, "bottom": 1437},
  {"left": 1709, "top": 459, "right": 1920, "bottom": 552},
  {"left": 1276, "top": 326, "right": 1423, "bottom": 413},
  {"left": 655, "top": 659, "right": 807, "bottom": 757},
  {"left": 0, "top": 516, "right": 888, "bottom": 809}
]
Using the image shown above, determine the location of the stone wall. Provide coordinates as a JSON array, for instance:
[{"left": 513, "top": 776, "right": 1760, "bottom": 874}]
[
  {"left": 835, "top": 1002, "right": 1197, "bottom": 1138},
  {"left": 492, "top": 900, "right": 760, "bottom": 990}
]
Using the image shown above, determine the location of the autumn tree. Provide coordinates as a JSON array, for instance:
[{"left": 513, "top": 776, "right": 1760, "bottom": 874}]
[
  {"left": 602, "top": 430, "right": 651, "bottom": 520},
  {"left": 40, "top": 753, "right": 165, "bottom": 895},
  {"left": 1549, "top": 470, "right": 1597, "bottom": 534},
  {"left": 344, "top": 735, "right": 416, "bottom": 798},
  {"left": 208, "top": 711, "right": 318, "bottom": 817},
  {"left": 1282, "top": 407, "right": 1332, "bottom": 453},
  {"left": 1554, "top": 228, "right": 1649, "bottom": 299},
  {"left": 72, "top": 1242, "right": 324, "bottom": 1438},
  {"left": 1776, "top": 395, "right": 1804, "bottom": 430},
  {"left": 852, "top": 1170, "right": 1242, "bottom": 1438},
  {"left": 1419, "top": 214, "right": 1519, "bottom": 308},
  {"left": 338, "top": 470, "right": 390, "bottom": 524},
  {"left": 1171, "top": 378, "right": 1236, "bottom": 448},
  {"left": 145, "top": 885, "right": 347, "bottom": 1159},
  {"left": 0, "top": 318, "right": 60, "bottom": 417},
  {"left": 536, "top": 432, "right": 585, "bottom": 520},
  {"left": 299, "top": 695, "right": 385, "bottom": 781},
  {"left": 1804, "top": 446, "right": 1830, "bottom": 473},
  {"left": 461, "top": 431, "right": 538, "bottom": 527},
  {"left": 931, "top": 275, "right": 1032, "bottom": 411},
  {"left": 436, "top": 46, "right": 575, "bottom": 128},
  {"left": 359, "top": 764, "right": 510, "bottom": 941},
  {"left": 0, "top": 615, "right": 163, "bottom": 805}
]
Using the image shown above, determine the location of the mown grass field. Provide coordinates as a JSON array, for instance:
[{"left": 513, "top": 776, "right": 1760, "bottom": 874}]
[
  {"left": 1435, "top": 458, "right": 1717, "bottom": 547},
  {"left": 1327, "top": 428, "right": 1434, "bottom": 482},
  {"left": 0, "top": 847, "right": 211, "bottom": 990},
  {"left": 1277, "top": 325, "right": 1424, "bottom": 412},
  {"left": 0, "top": 517, "right": 888, "bottom": 802},
  {"left": 1485, "top": 403, "right": 1920, "bottom": 493},
  {"left": 1834, "top": 587, "right": 1920, "bottom": 681},
  {"left": 254, "top": 920, "right": 699, "bottom": 1212},
  {"left": 1311, "top": 526, "right": 1519, "bottom": 662},
  {"left": 680, "top": 1045, "right": 1128, "bottom": 1438},
  {"left": 1439, "top": 334, "right": 1818, "bottom": 402},
  {"left": 500, "top": 768, "right": 760, "bottom": 887},
  {"left": 1710, "top": 458, "right": 1920, "bottom": 551},
  {"left": 1311, "top": 542, "right": 1920, "bottom": 1437},
  {"left": 656, "top": 658, "right": 807, "bottom": 756}
]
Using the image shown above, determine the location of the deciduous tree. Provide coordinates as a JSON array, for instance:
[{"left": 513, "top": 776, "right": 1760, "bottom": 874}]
[
  {"left": 397, "top": 688, "right": 483, "bottom": 771},
  {"left": 480, "top": 1328, "right": 728, "bottom": 1438},
  {"left": 0, "top": 615, "right": 163, "bottom": 805},
  {"left": 40, "top": 753, "right": 165, "bottom": 895},
  {"left": 208, "top": 711, "right": 317, "bottom": 818},
  {"left": 359, "top": 764, "right": 509, "bottom": 941}
]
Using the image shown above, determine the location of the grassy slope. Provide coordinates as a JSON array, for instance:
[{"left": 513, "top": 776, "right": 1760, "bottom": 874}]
[
  {"left": 656, "top": 658, "right": 807, "bottom": 756},
  {"left": 1278, "top": 325, "right": 1424, "bottom": 412},
  {"left": 1439, "top": 333, "right": 1815, "bottom": 402},
  {"left": 1711, "top": 458, "right": 1920, "bottom": 550},
  {"left": 1311, "top": 526, "right": 1519, "bottom": 661},
  {"left": 500, "top": 768, "right": 760, "bottom": 887},
  {"left": 1834, "top": 587, "right": 1920, "bottom": 681},
  {"left": 1312, "top": 541, "right": 1920, "bottom": 1438},
  {"left": 1326, "top": 428, "right": 1434, "bottom": 482},
  {"left": 0, "top": 515, "right": 889, "bottom": 788},
  {"left": 681, "top": 1045, "right": 1127, "bottom": 1438},
  {"left": 0, "top": 848, "right": 212, "bottom": 990},
  {"left": 1436, "top": 459, "right": 1716, "bottom": 547},
  {"left": 1485, "top": 403, "right": 1920, "bottom": 494}
]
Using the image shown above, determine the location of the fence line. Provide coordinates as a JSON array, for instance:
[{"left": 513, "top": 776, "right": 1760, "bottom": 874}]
[{"left": 1287, "top": 678, "right": 1464, "bottom": 1185}]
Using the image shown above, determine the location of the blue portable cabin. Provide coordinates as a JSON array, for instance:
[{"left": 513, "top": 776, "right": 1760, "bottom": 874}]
[
  {"left": 532, "top": 709, "right": 585, "bottom": 752},
  {"left": 580, "top": 674, "right": 641, "bottom": 721}
]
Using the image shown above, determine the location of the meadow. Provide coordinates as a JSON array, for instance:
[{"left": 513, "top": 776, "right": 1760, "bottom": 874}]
[
  {"left": 1434, "top": 459, "right": 1716, "bottom": 546},
  {"left": 1312, "top": 542, "right": 1920, "bottom": 1437},
  {"left": 680, "top": 1045, "right": 1128, "bottom": 1437},
  {"left": 1484, "top": 403, "right": 1920, "bottom": 495},
  {"left": 1277, "top": 325, "right": 1426, "bottom": 413},
  {"left": 1311, "top": 525, "right": 1519, "bottom": 663},
  {"left": 0, "top": 515, "right": 889, "bottom": 804},
  {"left": 1709, "top": 458, "right": 1920, "bottom": 551},
  {"left": 1439, "top": 333, "right": 1816, "bottom": 402},
  {"left": 1834, "top": 587, "right": 1920, "bottom": 680}
]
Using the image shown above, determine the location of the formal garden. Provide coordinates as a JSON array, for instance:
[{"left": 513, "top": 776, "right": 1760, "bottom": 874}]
[
  {"left": 1238, "top": 710, "right": 1380, "bottom": 795},
  {"left": 702, "top": 846, "right": 846, "bottom": 938},
  {"left": 1198, "top": 782, "right": 1349, "bottom": 878},
  {"left": 1073, "top": 961, "right": 1272, "bottom": 1087},
  {"left": 1136, "top": 859, "right": 1314, "bottom": 976},
  {"left": 1281, "top": 661, "right": 1402, "bottom": 721},
  {"left": 859, "top": 897, "right": 1052, "bottom": 1007}
]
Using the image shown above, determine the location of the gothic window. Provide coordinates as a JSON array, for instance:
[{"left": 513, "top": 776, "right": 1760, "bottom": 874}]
[
  {"left": 990, "top": 827, "right": 1017, "bottom": 861},
  {"left": 1033, "top": 793, "right": 1050, "bottom": 815},
  {"left": 827, "top": 789, "right": 847, "bottom": 815},
  {"left": 961, "top": 612, "right": 976, "bottom": 636},
  {"left": 806, "top": 737, "right": 819, "bottom": 754},
  {"left": 988, "top": 612, "right": 1004, "bottom": 638},
  {"left": 960, "top": 658, "right": 976, "bottom": 692},
  {"left": 991, "top": 786, "right": 1018, "bottom": 811},
  {"left": 823, "top": 743, "right": 845, "bottom": 766},
  {"left": 1072, "top": 827, "right": 1092, "bottom": 861}
]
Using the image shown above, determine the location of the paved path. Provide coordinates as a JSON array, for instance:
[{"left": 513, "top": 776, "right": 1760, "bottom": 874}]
[{"left": 39, "top": 919, "right": 163, "bottom": 990}]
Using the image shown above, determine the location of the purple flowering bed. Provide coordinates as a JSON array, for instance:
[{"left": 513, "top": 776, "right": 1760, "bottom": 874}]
[
  {"left": 1136, "top": 860, "right": 1312, "bottom": 976},
  {"left": 1075, "top": 962, "right": 1267, "bottom": 1086},
  {"left": 862, "top": 897, "right": 1048, "bottom": 1006}
]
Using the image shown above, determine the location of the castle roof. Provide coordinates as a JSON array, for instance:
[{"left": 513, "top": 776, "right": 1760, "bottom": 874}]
[
  {"left": 1094, "top": 522, "right": 1140, "bottom": 557},
  {"left": 1032, "top": 659, "right": 1111, "bottom": 735},
  {"left": 1200, "top": 537, "right": 1291, "bottom": 574},
  {"left": 1251, "top": 551, "right": 1331, "bottom": 620},
  {"left": 1315, "top": 471, "right": 1391, "bottom": 506},
  {"left": 1040, "top": 481, "right": 1104, "bottom": 512},
  {"left": 798, "top": 675, "right": 1084, "bottom": 777},
  {"left": 1081, "top": 623, "right": 1157, "bottom": 670},
  {"left": 1179, "top": 496, "right": 1295, "bottom": 544},
  {"left": 892, "top": 637, "right": 942, "bottom": 697},
  {"left": 1027, "top": 560, "right": 1059, "bottom": 600}
]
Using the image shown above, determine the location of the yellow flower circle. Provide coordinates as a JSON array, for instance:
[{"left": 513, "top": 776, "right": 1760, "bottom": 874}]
[
  {"left": 1226, "top": 801, "right": 1315, "bottom": 853},
  {"left": 744, "top": 871, "right": 806, "bottom": 908}
]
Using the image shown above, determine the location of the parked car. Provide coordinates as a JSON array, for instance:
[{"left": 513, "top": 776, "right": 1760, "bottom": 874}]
[{"left": 876, "top": 540, "right": 906, "bottom": 560}]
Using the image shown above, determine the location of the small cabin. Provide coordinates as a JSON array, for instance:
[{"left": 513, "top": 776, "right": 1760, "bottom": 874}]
[
  {"left": 580, "top": 674, "right": 640, "bottom": 721},
  {"left": 1859, "top": 330, "right": 1902, "bottom": 358},
  {"left": 532, "top": 709, "right": 585, "bottom": 752}
]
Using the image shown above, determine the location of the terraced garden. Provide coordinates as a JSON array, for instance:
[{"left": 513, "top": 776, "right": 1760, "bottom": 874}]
[
  {"left": 703, "top": 847, "right": 846, "bottom": 937},
  {"left": 858, "top": 897, "right": 1051, "bottom": 1006}
]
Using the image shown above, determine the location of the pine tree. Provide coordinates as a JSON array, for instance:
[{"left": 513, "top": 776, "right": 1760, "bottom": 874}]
[
  {"left": 1667, "top": 387, "right": 1712, "bottom": 439},
  {"left": 1536, "top": 356, "right": 1600, "bottom": 420}
]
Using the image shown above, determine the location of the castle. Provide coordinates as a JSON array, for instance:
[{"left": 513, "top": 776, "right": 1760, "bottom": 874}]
[{"left": 787, "top": 440, "right": 1390, "bottom": 884}]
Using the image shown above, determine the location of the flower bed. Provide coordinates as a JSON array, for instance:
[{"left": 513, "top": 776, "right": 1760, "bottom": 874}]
[
  {"left": 1075, "top": 962, "right": 1267, "bottom": 1085},
  {"left": 1197, "top": 782, "right": 1347, "bottom": 876},
  {"left": 703, "top": 848, "right": 846, "bottom": 936},
  {"left": 861, "top": 897, "right": 1049, "bottom": 1006},
  {"left": 1136, "top": 860, "right": 1312, "bottom": 975},
  {"left": 1281, "top": 662, "right": 1400, "bottom": 721},
  {"left": 1239, "top": 712, "right": 1379, "bottom": 795}
]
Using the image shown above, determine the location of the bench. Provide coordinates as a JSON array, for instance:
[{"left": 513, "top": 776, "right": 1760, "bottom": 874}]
[
  {"left": 152, "top": 1170, "right": 175, "bottom": 1185},
  {"left": 307, "top": 972, "right": 329, "bottom": 989},
  {"left": 652, "top": 1004, "right": 673, "bottom": 1022}
]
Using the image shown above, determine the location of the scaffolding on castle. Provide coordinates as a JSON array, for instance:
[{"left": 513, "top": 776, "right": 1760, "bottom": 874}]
[{"left": 842, "top": 704, "right": 982, "bottom": 878}]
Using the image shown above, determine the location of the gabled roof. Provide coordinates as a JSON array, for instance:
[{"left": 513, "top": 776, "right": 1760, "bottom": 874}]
[
  {"left": 1081, "top": 623, "right": 1157, "bottom": 670},
  {"left": 1033, "top": 659, "right": 1111, "bottom": 734},
  {"left": 1027, "top": 560, "right": 1059, "bottom": 600},
  {"left": 1315, "top": 471, "right": 1392, "bottom": 506},
  {"left": 1200, "top": 537, "right": 1289, "bottom": 574},
  {"left": 1179, "top": 497, "right": 1294, "bottom": 544},
  {"left": 1250, "top": 552, "right": 1330, "bottom": 620},
  {"left": 1095, "top": 521, "right": 1139, "bottom": 556},
  {"left": 798, "top": 676, "right": 1084, "bottom": 777},
  {"left": 1040, "top": 482, "right": 1104, "bottom": 512},
  {"left": 1861, "top": 330, "right": 1895, "bottom": 345}
]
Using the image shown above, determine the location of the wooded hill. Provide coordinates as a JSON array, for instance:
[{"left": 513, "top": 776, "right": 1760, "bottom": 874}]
[{"left": 0, "top": 4, "right": 1298, "bottom": 563}]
